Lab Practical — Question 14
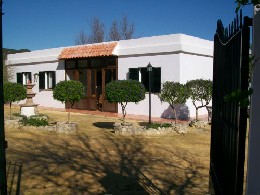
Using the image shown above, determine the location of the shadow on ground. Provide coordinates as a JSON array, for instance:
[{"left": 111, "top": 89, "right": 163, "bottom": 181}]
[
  {"left": 93, "top": 122, "right": 115, "bottom": 130},
  {"left": 6, "top": 161, "right": 22, "bottom": 195},
  {"left": 5, "top": 121, "right": 210, "bottom": 194}
]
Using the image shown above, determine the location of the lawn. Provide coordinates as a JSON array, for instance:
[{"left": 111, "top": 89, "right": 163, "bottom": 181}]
[{"left": 5, "top": 106, "right": 211, "bottom": 195}]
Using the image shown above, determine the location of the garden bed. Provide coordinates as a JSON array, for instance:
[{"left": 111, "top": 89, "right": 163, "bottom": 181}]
[
  {"left": 113, "top": 122, "right": 189, "bottom": 135},
  {"left": 4, "top": 113, "right": 78, "bottom": 134}
]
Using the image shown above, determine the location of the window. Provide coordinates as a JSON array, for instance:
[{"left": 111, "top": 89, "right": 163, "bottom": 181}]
[
  {"left": 129, "top": 67, "right": 161, "bottom": 93},
  {"left": 78, "top": 59, "right": 88, "bottom": 68},
  {"left": 17, "top": 72, "right": 32, "bottom": 85},
  {"left": 66, "top": 70, "right": 75, "bottom": 81},
  {"left": 91, "top": 59, "right": 102, "bottom": 67},
  {"left": 39, "top": 71, "right": 56, "bottom": 90},
  {"left": 79, "top": 69, "right": 87, "bottom": 96},
  {"left": 65, "top": 60, "right": 76, "bottom": 69}
]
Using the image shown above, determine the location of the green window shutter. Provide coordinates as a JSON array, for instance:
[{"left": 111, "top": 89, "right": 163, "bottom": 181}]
[
  {"left": 17, "top": 73, "right": 23, "bottom": 84},
  {"left": 28, "top": 72, "right": 32, "bottom": 83},
  {"left": 129, "top": 68, "right": 139, "bottom": 81},
  {"left": 140, "top": 68, "right": 149, "bottom": 92},
  {"left": 151, "top": 68, "right": 161, "bottom": 93},
  {"left": 39, "top": 72, "right": 45, "bottom": 90},
  {"left": 52, "top": 71, "right": 56, "bottom": 89}
]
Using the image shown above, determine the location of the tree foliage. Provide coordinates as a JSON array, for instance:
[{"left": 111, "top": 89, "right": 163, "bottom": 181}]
[
  {"left": 75, "top": 16, "right": 135, "bottom": 45},
  {"left": 74, "top": 29, "right": 89, "bottom": 45},
  {"left": 186, "top": 79, "right": 212, "bottom": 121},
  {"left": 119, "top": 16, "right": 135, "bottom": 40},
  {"left": 108, "top": 20, "right": 121, "bottom": 41},
  {"left": 108, "top": 16, "right": 135, "bottom": 41},
  {"left": 235, "top": 0, "right": 260, "bottom": 12},
  {"left": 106, "top": 80, "right": 146, "bottom": 124},
  {"left": 3, "top": 48, "right": 30, "bottom": 82},
  {"left": 159, "top": 81, "right": 189, "bottom": 123},
  {"left": 88, "top": 17, "right": 105, "bottom": 44},
  {"left": 4, "top": 82, "right": 27, "bottom": 119},
  {"left": 53, "top": 80, "right": 84, "bottom": 123}
]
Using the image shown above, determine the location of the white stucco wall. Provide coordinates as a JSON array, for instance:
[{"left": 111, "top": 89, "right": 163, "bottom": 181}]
[
  {"left": 180, "top": 53, "right": 213, "bottom": 117},
  {"left": 116, "top": 34, "right": 213, "bottom": 118},
  {"left": 118, "top": 54, "right": 181, "bottom": 118},
  {"left": 6, "top": 48, "right": 66, "bottom": 109},
  {"left": 6, "top": 33, "right": 213, "bottom": 119}
]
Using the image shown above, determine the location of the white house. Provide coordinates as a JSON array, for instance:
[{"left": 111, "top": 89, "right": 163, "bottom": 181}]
[{"left": 5, "top": 33, "right": 213, "bottom": 119}]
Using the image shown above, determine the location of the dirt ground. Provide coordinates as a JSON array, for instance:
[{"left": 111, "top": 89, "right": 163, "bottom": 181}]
[{"left": 4, "top": 106, "right": 211, "bottom": 195}]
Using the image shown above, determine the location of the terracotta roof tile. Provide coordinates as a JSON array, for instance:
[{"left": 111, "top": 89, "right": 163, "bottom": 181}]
[{"left": 58, "top": 42, "right": 117, "bottom": 59}]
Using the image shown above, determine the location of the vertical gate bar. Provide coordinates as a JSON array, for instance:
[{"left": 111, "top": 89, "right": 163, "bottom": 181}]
[
  {"left": 235, "top": 17, "right": 251, "bottom": 195},
  {"left": 210, "top": 14, "right": 251, "bottom": 195}
]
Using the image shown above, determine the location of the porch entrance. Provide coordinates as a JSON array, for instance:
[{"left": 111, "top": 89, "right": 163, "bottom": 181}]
[{"left": 65, "top": 57, "right": 118, "bottom": 113}]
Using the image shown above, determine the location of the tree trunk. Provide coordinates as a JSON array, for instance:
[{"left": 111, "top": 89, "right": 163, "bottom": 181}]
[
  {"left": 67, "top": 102, "right": 74, "bottom": 123},
  {"left": 9, "top": 102, "right": 12, "bottom": 120},
  {"left": 196, "top": 108, "right": 199, "bottom": 121},
  {"left": 121, "top": 102, "right": 127, "bottom": 125},
  {"left": 68, "top": 109, "right": 71, "bottom": 124},
  {"left": 170, "top": 105, "right": 177, "bottom": 124}
]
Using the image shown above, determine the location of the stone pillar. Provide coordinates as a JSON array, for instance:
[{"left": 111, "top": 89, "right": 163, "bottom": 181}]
[{"left": 246, "top": 5, "right": 260, "bottom": 195}]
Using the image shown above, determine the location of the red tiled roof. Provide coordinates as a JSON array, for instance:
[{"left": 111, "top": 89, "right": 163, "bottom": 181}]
[{"left": 58, "top": 42, "right": 117, "bottom": 59}]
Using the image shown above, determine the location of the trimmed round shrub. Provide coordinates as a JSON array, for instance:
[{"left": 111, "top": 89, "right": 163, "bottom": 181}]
[
  {"left": 4, "top": 82, "right": 27, "bottom": 119},
  {"left": 106, "top": 80, "right": 146, "bottom": 124},
  {"left": 53, "top": 80, "right": 84, "bottom": 123}
]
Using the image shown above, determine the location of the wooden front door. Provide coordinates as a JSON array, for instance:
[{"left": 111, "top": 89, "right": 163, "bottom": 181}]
[{"left": 87, "top": 69, "right": 101, "bottom": 110}]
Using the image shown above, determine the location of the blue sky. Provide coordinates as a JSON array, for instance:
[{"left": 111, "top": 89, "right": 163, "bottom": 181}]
[{"left": 3, "top": 0, "right": 253, "bottom": 51}]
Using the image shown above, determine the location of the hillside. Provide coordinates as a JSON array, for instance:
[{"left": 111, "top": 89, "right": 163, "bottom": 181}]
[{"left": 3, "top": 48, "right": 30, "bottom": 60}]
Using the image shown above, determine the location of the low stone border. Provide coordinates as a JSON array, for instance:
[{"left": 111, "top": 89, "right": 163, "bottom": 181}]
[
  {"left": 189, "top": 120, "right": 209, "bottom": 128},
  {"left": 113, "top": 122, "right": 188, "bottom": 135},
  {"left": 4, "top": 119, "right": 78, "bottom": 134}
]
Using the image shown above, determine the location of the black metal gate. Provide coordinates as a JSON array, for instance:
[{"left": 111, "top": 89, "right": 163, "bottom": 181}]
[{"left": 210, "top": 12, "right": 251, "bottom": 195}]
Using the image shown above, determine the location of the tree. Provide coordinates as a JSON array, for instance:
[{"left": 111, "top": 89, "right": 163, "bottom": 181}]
[
  {"left": 74, "top": 29, "right": 89, "bottom": 45},
  {"left": 235, "top": 0, "right": 260, "bottom": 12},
  {"left": 120, "top": 16, "right": 135, "bottom": 40},
  {"left": 106, "top": 80, "right": 146, "bottom": 125},
  {"left": 108, "top": 20, "right": 121, "bottom": 41},
  {"left": 4, "top": 82, "right": 27, "bottom": 119},
  {"left": 75, "top": 16, "right": 136, "bottom": 44},
  {"left": 53, "top": 80, "right": 84, "bottom": 123},
  {"left": 108, "top": 16, "right": 135, "bottom": 41},
  {"left": 88, "top": 17, "right": 105, "bottom": 44},
  {"left": 159, "top": 81, "right": 190, "bottom": 124},
  {"left": 3, "top": 48, "right": 30, "bottom": 82},
  {"left": 74, "top": 17, "right": 105, "bottom": 45},
  {"left": 186, "top": 79, "right": 213, "bottom": 121}
]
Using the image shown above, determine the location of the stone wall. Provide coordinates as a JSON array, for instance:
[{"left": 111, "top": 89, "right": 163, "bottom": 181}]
[
  {"left": 113, "top": 122, "right": 188, "bottom": 136},
  {"left": 5, "top": 119, "right": 78, "bottom": 134}
]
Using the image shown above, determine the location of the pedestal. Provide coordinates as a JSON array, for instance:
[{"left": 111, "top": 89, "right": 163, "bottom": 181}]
[{"left": 20, "top": 104, "right": 39, "bottom": 117}]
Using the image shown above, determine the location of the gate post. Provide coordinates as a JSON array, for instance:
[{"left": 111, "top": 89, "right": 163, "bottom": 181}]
[{"left": 246, "top": 4, "right": 260, "bottom": 195}]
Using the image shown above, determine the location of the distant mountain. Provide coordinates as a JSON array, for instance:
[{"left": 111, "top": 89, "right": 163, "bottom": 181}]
[{"left": 3, "top": 48, "right": 30, "bottom": 60}]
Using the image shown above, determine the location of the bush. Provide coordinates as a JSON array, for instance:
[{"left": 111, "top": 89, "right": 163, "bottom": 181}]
[
  {"left": 106, "top": 80, "right": 146, "bottom": 124},
  {"left": 147, "top": 123, "right": 172, "bottom": 129},
  {"left": 159, "top": 81, "right": 189, "bottom": 124},
  {"left": 4, "top": 82, "right": 27, "bottom": 119},
  {"left": 53, "top": 80, "right": 84, "bottom": 123},
  {"left": 186, "top": 79, "right": 212, "bottom": 121},
  {"left": 20, "top": 117, "right": 49, "bottom": 127}
]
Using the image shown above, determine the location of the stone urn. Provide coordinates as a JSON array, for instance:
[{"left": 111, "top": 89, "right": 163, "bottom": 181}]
[{"left": 20, "top": 82, "right": 39, "bottom": 117}]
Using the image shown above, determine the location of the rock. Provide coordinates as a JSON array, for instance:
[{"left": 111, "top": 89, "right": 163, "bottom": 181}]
[
  {"left": 113, "top": 122, "right": 189, "bottom": 136},
  {"left": 44, "top": 125, "right": 57, "bottom": 132},
  {"left": 56, "top": 122, "right": 78, "bottom": 134},
  {"left": 189, "top": 120, "right": 208, "bottom": 128},
  {"left": 4, "top": 119, "right": 20, "bottom": 128}
]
